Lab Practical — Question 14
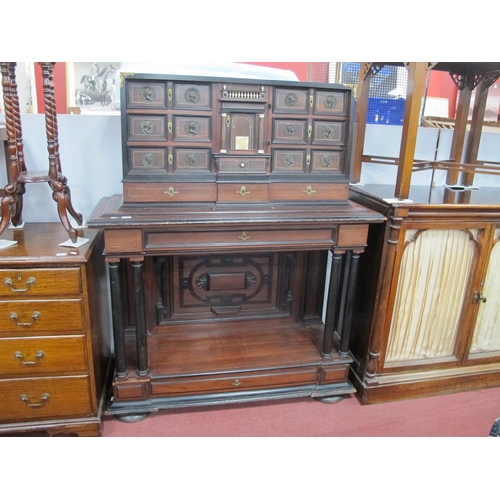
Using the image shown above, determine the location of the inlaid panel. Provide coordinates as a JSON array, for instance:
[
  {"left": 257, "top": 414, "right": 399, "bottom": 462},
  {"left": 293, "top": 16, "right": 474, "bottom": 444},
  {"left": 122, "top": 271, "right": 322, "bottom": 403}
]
[
  {"left": 314, "top": 90, "right": 347, "bottom": 115},
  {"left": 171, "top": 253, "right": 282, "bottom": 320},
  {"left": 128, "top": 116, "right": 167, "bottom": 141},
  {"left": 312, "top": 121, "right": 345, "bottom": 146},
  {"left": 173, "top": 148, "right": 212, "bottom": 174},
  {"left": 310, "top": 150, "right": 343, "bottom": 174},
  {"left": 272, "top": 150, "right": 307, "bottom": 173},
  {"left": 272, "top": 119, "right": 308, "bottom": 144},
  {"left": 273, "top": 88, "right": 309, "bottom": 114},
  {"left": 128, "top": 147, "right": 168, "bottom": 175},
  {"left": 126, "top": 81, "right": 167, "bottom": 109},
  {"left": 173, "top": 116, "right": 211, "bottom": 142},
  {"left": 173, "top": 83, "right": 212, "bottom": 110}
]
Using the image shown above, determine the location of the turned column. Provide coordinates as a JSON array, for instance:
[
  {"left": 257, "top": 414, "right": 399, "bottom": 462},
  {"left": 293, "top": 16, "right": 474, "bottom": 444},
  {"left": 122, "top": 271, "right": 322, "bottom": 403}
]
[
  {"left": 132, "top": 258, "right": 149, "bottom": 377},
  {"left": 107, "top": 259, "right": 128, "bottom": 378}
]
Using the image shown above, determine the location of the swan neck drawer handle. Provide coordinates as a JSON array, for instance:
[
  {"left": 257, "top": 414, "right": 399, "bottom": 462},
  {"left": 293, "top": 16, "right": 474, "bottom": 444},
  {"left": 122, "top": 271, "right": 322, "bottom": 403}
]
[
  {"left": 14, "top": 350, "right": 45, "bottom": 365},
  {"left": 19, "top": 393, "right": 50, "bottom": 408},
  {"left": 3, "top": 277, "right": 37, "bottom": 293},
  {"left": 9, "top": 311, "right": 42, "bottom": 327}
]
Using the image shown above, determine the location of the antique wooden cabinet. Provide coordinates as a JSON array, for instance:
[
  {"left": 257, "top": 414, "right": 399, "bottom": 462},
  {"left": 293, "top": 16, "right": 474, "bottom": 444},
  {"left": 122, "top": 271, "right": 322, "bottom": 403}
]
[
  {"left": 348, "top": 62, "right": 500, "bottom": 403},
  {"left": 0, "top": 224, "right": 111, "bottom": 436},
  {"left": 88, "top": 73, "right": 384, "bottom": 418}
]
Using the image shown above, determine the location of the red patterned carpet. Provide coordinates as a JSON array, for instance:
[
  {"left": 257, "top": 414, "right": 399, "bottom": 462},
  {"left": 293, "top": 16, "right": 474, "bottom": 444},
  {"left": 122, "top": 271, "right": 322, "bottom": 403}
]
[{"left": 101, "top": 385, "right": 500, "bottom": 437}]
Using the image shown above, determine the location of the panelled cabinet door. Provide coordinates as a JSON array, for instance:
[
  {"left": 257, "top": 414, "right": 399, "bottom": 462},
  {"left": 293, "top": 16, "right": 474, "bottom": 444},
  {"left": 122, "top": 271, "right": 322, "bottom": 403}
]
[
  {"left": 470, "top": 227, "right": 500, "bottom": 356},
  {"left": 384, "top": 228, "right": 479, "bottom": 366}
]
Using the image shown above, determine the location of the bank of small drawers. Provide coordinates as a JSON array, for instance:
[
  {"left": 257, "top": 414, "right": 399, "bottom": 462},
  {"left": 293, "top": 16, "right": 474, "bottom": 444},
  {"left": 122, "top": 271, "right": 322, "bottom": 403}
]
[
  {"left": 123, "top": 181, "right": 349, "bottom": 203},
  {"left": 0, "top": 267, "right": 92, "bottom": 424}
]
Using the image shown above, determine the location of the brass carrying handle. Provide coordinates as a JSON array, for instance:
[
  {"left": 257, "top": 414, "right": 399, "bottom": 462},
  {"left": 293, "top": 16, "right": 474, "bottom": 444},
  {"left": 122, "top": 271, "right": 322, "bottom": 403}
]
[
  {"left": 14, "top": 350, "right": 45, "bottom": 365},
  {"left": 19, "top": 393, "right": 50, "bottom": 408},
  {"left": 3, "top": 277, "right": 37, "bottom": 293},
  {"left": 10, "top": 311, "right": 41, "bottom": 327}
]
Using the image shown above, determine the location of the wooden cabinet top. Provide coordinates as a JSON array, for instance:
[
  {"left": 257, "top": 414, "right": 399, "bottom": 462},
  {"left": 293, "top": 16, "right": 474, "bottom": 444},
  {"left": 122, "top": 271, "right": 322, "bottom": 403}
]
[{"left": 0, "top": 224, "right": 101, "bottom": 265}]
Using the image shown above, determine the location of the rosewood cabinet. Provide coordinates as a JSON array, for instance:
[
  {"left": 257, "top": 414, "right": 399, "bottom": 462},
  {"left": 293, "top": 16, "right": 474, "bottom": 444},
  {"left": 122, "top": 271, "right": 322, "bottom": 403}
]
[
  {"left": 0, "top": 224, "right": 110, "bottom": 436},
  {"left": 88, "top": 73, "right": 383, "bottom": 418},
  {"left": 348, "top": 62, "right": 500, "bottom": 403}
]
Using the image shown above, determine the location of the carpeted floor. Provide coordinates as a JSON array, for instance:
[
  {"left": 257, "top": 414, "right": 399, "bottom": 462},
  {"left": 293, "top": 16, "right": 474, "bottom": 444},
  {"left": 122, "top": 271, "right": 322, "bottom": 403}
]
[{"left": 101, "top": 385, "right": 500, "bottom": 437}]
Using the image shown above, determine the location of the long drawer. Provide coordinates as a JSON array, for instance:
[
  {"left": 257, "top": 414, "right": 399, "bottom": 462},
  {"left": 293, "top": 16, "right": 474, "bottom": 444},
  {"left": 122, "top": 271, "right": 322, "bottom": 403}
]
[
  {"left": 0, "top": 336, "right": 87, "bottom": 376},
  {"left": 0, "top": 376, "right": 93, "bottom": 422},
  {"left": 150, "top": 366, "right": 322, "bottom": 397},
  {"left": 0, "top": 299, "right": 85, "bottom": 334},
  {"left": 123, "top": 182, "right": 217, "bottom": 203},
  {"left": 144, "top": 227, "right": 336, "bottom": 252},
  {"left": 0, "top": 268, "right": 81, "bottom": 297}
]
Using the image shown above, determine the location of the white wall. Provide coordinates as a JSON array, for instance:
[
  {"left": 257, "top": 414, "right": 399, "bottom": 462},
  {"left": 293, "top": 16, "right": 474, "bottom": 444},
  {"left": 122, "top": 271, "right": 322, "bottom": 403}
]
[{"left": 0, "top": 113, "right": 123, "bottom": 225}]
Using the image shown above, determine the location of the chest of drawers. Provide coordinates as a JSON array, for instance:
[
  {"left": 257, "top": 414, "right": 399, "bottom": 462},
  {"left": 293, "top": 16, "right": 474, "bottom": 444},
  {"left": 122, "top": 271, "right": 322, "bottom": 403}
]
[{"left": 0, "top": 224, "right": 110, "bottom": 436}]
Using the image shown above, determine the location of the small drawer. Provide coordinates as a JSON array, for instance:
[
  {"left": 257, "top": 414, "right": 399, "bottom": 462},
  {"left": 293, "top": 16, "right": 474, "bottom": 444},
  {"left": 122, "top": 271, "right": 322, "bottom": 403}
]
[
  {"left": 0, "top": 299, "right": 84, "bottom": 335},
  {"left": 313, "top": 90, "right": 347, "bottom": 115},
  {"left": 0, "top": 268, "right": 81, "bottom": 297},
  {"left": 127, "top": 147, "right": 168, "bottom": 175},
  {"left": 272, "top": 150, "right": 307, "bottom": 173},
  {"left": 272, "top": 119, "right": 308, "bottom": 144},
  {"left": 273, "top": 88, "right": 309, "bottom": 114},
  {"left": 173, "top": 83, "right": 212, "bottom": 110},
  {"left": 312, "top": 120, "right": 345, "bottom": 146},
  {"left": 0, "top": 376, "right": 92, "bottom": 422},
  {"left": 173, "top": 116, "right": 211, "bottom": 142},
  {"left": 123, "top": 182, "right": 217, "bottom": 203},
  {"left": 217, "top": 183, "right": 269, "bottom": 203},
  {"left": 173, "top": 148, "right": 213, "bottom": 174},
  {"left": 126, "top": 81, "right": 167, "bottom": 109},
  {"left": 0, "top": 336, "right": 87, "bottom": 376},
  {"left": 216, "top": 156, "right": 269, "bottom": 174},
  {"left": 269, "top": 183, "right": 348, "bottom": 202},
  {"left": 128, "top": 115, "right": 167, "bottom": 141},
  {"left": 150, "top": 366, "right": 320, "bottom": 397},
  {"left": 310, "top": 150, "right": 344, "bottom": 174}
]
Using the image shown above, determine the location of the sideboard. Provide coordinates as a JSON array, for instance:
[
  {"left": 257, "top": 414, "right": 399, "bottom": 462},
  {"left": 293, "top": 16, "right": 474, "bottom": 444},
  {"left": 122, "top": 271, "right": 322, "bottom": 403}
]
[{"left": 87, "top": 73, "right": 384, "bottom": 418}]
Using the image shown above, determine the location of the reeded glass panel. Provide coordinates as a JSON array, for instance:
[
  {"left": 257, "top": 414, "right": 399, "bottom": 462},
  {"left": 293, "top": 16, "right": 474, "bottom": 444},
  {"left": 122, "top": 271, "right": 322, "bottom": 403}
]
[{"left": 386, "top": 229, "right": 476, "bottom": 362}]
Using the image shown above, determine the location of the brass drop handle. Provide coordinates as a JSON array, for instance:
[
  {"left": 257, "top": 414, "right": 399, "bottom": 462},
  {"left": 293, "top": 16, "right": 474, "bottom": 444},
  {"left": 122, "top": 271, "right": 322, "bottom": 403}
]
[
  {"left": 10, "top": 311, "right": 41, "bottom": 327},
  {"left": 19, "top": 393, "right": 50, "bottom": 408},
  {"left": 14, "top": 350, "right": 45, "bottom": 365},
  {"left": 303, "top": 186, "right": 317, "bottom": 196},
  {"left": 3, "top": 276, "right": 36, "bottom": 293},
  {"left": 473, "top": 292, "right": 487, "bottom": 304},
  {"left": 164, "top": 186, "right": 179, "bottom": 197},
  {"left": 238, "top": 232, "right": 251, "bottom": 242},
  {"left": 231, "top": 379, "right": 242, "bottom": 387},
  {"left": 237, "top": 186, "right": 250, "bottom": 197}
]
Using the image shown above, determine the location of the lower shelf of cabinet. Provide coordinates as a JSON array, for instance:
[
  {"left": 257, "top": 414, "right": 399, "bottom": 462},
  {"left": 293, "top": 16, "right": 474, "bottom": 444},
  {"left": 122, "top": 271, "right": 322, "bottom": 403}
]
[{"left": 108, "top": 318, "right": 355, "bottom": 414}]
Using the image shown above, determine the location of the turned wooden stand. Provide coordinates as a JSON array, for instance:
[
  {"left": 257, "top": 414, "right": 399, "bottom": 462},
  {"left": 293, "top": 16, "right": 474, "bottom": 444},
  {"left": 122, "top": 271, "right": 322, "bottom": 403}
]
[{"left": 0, "top": 62, "right": 82, "bottom": 242}]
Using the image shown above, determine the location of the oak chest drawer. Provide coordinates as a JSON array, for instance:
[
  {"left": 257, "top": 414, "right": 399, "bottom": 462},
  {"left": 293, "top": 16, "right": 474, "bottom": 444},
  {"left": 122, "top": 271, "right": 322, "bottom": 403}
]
[
  {"left": 0, "top": 336, "right": 87, "bottom": 376},
  {"left": 0, "top": 268, "right": 81, "bottom": 297},
  {"left": 0, "top": 299, "right": 85, "bottom": 334},
  {"left": 0, "top": 376, "right": 93, "bottom": 422}
]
